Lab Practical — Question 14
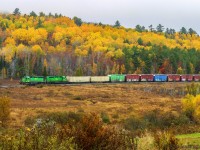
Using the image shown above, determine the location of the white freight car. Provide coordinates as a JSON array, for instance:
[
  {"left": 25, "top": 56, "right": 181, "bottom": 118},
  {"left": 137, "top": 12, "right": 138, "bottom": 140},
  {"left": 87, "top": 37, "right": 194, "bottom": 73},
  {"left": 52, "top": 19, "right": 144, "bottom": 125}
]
[
  {"left": 67, "top": 76, "right": 91, "bottom": 83},
  {"left": 90, "top": 76, "right": 110, "bottom": 83}
]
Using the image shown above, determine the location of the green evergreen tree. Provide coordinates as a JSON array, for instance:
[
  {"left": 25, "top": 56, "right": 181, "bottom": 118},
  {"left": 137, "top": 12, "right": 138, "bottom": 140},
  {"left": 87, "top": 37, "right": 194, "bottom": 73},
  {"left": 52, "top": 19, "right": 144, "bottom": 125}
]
[
  {"left": 73, "top": 16, "right": 83, "bottom": 26},
  {"left": 13, "top": 8, "right": 20, "bottom": 15},
  {"left": 114, "top": 20, "right": 121, "bottom": 28},
  {"left": 188, "top": 28, "right": 197, "bottom": 35},
  {"left": 30, "top": 11, "right": 37, "bottom": 17},
  {"left": 148, "top": 24, "right": 154, "bottom": 32},
  {"left": 156, "top": 24, "right": 164, "bottom": 32},
  {"left": 180, "top": 27, "right": 187, "bottom": 34},
  {"left": 36, "top": 18, "right": 43, "bottom": 28},
  {"left": 55, "top": 13, "right": 59, "bottom": 18},
  {"left": 39, "top": 12, "right": 45, "bottom": 17},
  {"left": 137, "top": 38, "right": 143, "bottom": 45}
]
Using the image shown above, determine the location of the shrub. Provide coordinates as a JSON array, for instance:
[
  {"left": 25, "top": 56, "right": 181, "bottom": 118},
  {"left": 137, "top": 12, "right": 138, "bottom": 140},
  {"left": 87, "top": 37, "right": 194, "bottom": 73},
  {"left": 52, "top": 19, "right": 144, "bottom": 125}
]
[
  {"left": 101, "top": 112, "right": 110, "bottom": 123},
  {"left": 154, "top": 131, "right": 180, "bottom": 150},
  {"left": 71, "top": 113, "right": 132, "bottom": 150},
  {"left": 24, "top": 116, "right": 35, "bottom": 126},
  {"left": 143, "top": 109, "right": 190, "bottom": 129},
  {"left": 1, "top": 113, "right": 138, "bottom": 150},
  {"left": 186, "top": 83, "right": 200, "bottom": 96},
  {"left": 124, "top": 115, "right": 146, "bottom": 131},
  {"left": 182, "top": 94, "right": 200, "bottom": 122},
  {"left": 73, "top": 96, "right": 83, "bottom": 100},
  {"left": 0, "top": 96, "right": 10, "bottom": 127},
  {"left": 137, "top": 132, "right": 155, "bottom": 150},
  {"left": 143, "top": 109, "right": 160, "bottom": 127},
  {"left": 37, "top": 111, "right": 82, "bottom": 125},
  {"left": 173, "top": 114, "right": 190, "bottom": 126},
  {"left": 0, "top": 121, "right": 76, "bottom": 150}
]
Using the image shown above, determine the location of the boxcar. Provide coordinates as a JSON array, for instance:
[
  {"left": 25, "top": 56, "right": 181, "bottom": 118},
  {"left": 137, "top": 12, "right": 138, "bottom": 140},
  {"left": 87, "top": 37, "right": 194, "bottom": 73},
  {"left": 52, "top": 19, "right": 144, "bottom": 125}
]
[
  {"left": 193, "top": 75, "right": 200, "bottom": 82},
  {"left": 109, "top": 74, "right": 126, "bottom": 82},
  {"left": 46, "top": 76, "right": 67, "bottom": 84},
  {"left": 154, "top": 74, "right": 168, "bottom": 82},
  {"left": 67, "top": 76, "right": 91, "bottom": 83},
  {"left": 20, "top": 76, "right": 45, "bottom": 84},
  {"left": 90, "top": 76, "right": 110, "bottom": 83},
  {"left": 168, "top": 74, "right": 180, "bottom": 82},
  {"left": 140, "top": 74, "right": 154, "bottom": 82},
  {"left": 126, "top": 74, "right": 140, "bottom": 82},
  {"left": 187, "top": 75, "right": 193, "bottom": 81},
  {"left": 180, "top": 75, "right": 186, "bottom": 81},
  {"left": 181, "top": 75, "right": 193, "bottom": 82}
]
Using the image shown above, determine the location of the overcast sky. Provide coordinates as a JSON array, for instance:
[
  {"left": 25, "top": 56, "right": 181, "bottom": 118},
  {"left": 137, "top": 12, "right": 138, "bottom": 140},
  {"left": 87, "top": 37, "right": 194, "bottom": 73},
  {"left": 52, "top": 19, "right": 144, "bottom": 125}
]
[{"left": 0, "top": 0, "right": 199, "bottom": 33}]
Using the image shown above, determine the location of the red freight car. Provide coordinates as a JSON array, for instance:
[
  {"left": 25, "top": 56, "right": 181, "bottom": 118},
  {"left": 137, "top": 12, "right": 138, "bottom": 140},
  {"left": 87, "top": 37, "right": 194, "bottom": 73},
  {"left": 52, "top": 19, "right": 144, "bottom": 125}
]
[
  {"left": 126, "top": 74, "right": 140, "bottom": 82},
  {"left": 194, "top": 75, "right": 200, "bottom": 81},
  {"left": 187, "top": 75, "right": 193, "bottom": 81},
  {"left": 140, "top": 74, "right": 154, "bottom": 82},
  {"left": 168, "top": 74, "right": 180, "bottom": 82},
  {"left": 181, "top": 75, "right": 193, "bottom": 81},
  {"left": 181, "top": 75, "right": 186, "bottom": 81}
]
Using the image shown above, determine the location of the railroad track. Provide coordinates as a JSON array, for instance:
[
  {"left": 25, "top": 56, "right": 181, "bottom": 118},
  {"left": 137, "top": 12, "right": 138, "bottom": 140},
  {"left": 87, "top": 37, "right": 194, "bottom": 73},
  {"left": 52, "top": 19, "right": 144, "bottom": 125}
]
[{"left": 0, "top": 80, "right": 195, "bottom": 88}]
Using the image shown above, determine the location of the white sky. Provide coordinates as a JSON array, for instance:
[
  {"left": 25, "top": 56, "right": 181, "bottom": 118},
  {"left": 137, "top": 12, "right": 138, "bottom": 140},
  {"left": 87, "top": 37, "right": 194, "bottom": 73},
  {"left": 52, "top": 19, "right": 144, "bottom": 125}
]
[{"left": 0, "top": 0, "right": 199, "bottom": 33}]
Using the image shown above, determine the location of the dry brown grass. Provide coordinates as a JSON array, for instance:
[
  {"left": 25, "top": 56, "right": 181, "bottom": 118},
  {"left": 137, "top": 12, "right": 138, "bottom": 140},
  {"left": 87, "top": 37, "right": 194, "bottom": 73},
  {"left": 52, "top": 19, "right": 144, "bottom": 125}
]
[{"left": 0, "top": 80, "right": 190, "bottom": 127}]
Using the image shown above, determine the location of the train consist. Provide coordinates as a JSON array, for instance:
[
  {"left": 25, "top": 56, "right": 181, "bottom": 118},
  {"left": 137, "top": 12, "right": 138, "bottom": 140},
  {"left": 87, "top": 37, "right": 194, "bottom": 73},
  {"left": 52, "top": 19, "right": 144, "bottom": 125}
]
[{"left": 20, "top": 74, "right": 200, "bottom": 85}]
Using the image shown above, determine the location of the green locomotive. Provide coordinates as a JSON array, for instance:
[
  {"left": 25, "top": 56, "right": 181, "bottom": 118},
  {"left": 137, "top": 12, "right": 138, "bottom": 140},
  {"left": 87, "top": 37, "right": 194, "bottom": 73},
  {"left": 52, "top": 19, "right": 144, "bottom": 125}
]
[{"left": 20, "top": 76, "right": 67, "bottom": 84}]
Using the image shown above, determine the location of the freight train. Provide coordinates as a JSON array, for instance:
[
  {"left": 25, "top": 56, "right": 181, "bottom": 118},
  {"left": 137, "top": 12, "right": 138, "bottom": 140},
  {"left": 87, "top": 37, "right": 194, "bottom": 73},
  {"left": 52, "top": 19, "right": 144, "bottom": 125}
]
[{"left": 20, "top": 74, "right": 200, "bottom": 85}]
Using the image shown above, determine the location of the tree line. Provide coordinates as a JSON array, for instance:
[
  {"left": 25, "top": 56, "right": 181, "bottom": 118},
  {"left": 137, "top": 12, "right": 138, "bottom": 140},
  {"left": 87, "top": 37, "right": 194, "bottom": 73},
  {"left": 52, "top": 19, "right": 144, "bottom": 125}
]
[{"left": 0, "top": 8, "right": 200, "bottom": 78}]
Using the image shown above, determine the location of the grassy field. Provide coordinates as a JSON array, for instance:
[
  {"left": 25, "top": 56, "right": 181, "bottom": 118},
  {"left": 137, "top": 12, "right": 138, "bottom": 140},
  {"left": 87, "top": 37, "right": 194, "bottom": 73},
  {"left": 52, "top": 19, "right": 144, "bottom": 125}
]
[
  {"left": 2, "top": 79, "right": 200, "bottom": 148},
  {"left": 0, "top": 79, "right": 190, "bottom": 127},
  {"left": 177, "top": 133, "right": 200, "bottom": 149}
]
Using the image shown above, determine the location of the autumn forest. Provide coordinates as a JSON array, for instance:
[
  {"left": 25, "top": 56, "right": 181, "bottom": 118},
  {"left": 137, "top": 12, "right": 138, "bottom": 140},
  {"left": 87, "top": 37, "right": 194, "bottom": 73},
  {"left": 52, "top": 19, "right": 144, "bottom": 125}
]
[{"left": 1, "top": 8, "right": 200, "bottom": 78}]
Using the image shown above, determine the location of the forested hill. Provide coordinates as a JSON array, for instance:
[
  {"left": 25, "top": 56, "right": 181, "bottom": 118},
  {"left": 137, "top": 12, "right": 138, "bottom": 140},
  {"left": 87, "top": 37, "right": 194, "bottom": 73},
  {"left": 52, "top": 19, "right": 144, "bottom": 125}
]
[{"left": 0, "top": 10, "right": 200, "bottom": 78}]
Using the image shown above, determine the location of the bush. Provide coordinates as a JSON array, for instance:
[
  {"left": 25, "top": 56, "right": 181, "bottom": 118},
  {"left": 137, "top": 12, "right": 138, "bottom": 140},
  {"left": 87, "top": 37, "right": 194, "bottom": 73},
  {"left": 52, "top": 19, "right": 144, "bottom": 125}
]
[
  {"left": 73, "top": 96, "right": 83, "bottom": 100},
  {"left": 37, "top": 111, "right": 82, "bottom": 125},
  {"left": 137, "top": 132, "right": 155, "bottom": 150},
  {"left": 154, "top": 131, "right": 180, "bottom": 150},
  {"left": 101, "top": 112, "right": 110, "bottom": 123},
  {"left": 0, "top": 121, "right": 76, "bottom": 150},
  {"left": 24, "top": 116, "right": 35, "bottom": 126},
  {"left": 0, "top": 96, "right": 10, "bottom": 127},
  {"left": 182, "top": 94, "right": 200, "bottom": 122},
  {"left": 1, "top": 113, "right": 137, "bottom": 150},
  {"left": 25, "top": 111, "right": 83, "bottom": 127},
  {"left": 186, "top": 83, "right": 200, "bottom": 96},
  {"left": 173, "top": 114, "right": 190, "bottom": 126},
  {"left": 124, "top": 115, "right": 147, "bottom": 131},
  {"left": 71, "top": 113, "right": 133, "bottom": 150},
  {"left": 143, "top": 109, "right": 190, "bottom": 129},
  {"left": 143, "top": 109, "right": 160, "bottom": 127}
]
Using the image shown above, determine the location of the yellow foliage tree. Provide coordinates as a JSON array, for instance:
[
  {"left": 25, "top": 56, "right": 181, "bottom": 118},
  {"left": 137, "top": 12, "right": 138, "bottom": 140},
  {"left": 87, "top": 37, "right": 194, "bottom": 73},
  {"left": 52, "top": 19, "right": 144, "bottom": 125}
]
[
  {"left": 182, "top": 94, "right": 200, "bottom": 122},
  {"left": 32, "top": 45, "right": 44, "bottom": 55}
]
